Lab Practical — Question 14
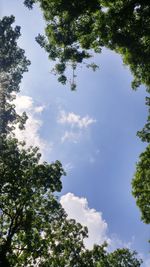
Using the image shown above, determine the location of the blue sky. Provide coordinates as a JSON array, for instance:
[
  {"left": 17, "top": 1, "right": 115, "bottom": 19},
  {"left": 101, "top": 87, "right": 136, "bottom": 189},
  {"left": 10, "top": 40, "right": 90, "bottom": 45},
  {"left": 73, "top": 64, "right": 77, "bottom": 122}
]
[{"left": 1, "top": 0, "right": 150, "bottom": 265}]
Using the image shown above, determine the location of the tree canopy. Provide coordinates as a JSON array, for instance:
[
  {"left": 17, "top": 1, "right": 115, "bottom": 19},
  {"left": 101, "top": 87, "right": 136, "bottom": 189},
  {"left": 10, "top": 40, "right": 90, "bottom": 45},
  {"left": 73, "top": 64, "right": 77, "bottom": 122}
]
[
  {"left": 132, "top": 145, "right": 150, "bottom": 224},
  {"left": 137, "top": 96, "right": 150, "bottom": 143},
  {"left": 24, "top": 0, "right": 150, "bottom": 92},
  {"left": 0, "top": 16, "right": 30, "bottom": 135}
]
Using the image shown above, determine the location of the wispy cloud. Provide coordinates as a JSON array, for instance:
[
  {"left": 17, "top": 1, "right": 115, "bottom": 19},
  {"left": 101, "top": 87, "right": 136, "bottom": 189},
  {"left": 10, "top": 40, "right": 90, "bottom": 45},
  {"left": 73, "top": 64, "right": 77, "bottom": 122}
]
[
  {"left": 145, "top": 258, "right": 150, "bottom": 267},
  {"left": 61, "top": 130, "right": 81, "bottom": 143},
  {"left": 63, "top": 162, "right": 74, "bottom": 174},
  {"left": 58, "top": 111, "right": 96, "bottom": 129},
  {"left": 108, "top": 234, "right": 134, "bottom": 252},
  {"left": 58, "top": 110, "right": 96, "bottom": 143},
  {"left": 86, "top": 149, "right": 101, "bottom": 164},
  {"left": 13, "top": 95, "right": 48, "bottom": 156}
]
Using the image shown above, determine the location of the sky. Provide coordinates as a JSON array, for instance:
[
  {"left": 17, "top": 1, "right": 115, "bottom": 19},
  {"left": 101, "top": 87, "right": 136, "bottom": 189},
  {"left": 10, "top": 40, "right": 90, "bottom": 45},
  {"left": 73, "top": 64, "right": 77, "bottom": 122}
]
[{"left": 1, "top": 1, "right": 150, "bottom": 266}]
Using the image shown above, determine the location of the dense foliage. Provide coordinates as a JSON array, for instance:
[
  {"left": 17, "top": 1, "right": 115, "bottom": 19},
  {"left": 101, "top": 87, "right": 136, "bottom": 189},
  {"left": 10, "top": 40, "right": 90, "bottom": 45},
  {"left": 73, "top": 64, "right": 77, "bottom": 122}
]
[
  {"left": 132, "top": 145, "right": 150, "bottom": 224},
  {"left": 137, "top": 96, "right": 150, "bottom": 143},
  {"left": 24, "top": 0, "right": 150, "bottom": 92},
  {"left": 135, "top": 95, "right": 150, "bottom": 223},
  {"left": 0, "top": 16, "right": 30, "bottom": 135},
  {"left": 0, "top": 136, "right": 92, "bottom": 267}
]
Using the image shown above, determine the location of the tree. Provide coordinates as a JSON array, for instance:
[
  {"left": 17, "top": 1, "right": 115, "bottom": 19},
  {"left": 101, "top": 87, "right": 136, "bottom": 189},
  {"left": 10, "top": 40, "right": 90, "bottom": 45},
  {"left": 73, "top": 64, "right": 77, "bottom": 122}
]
[
  {"left": 132, "top": 145, "right": 150, "bottom": 224},
  {"left": 107, "top": 248, "right": 141, "bottom": 267},
  {"left": 137, "top": 96, "right": 150, "bottom": 143},
  {"left": 132, "top": 95, "right": 150, "bottom": 224},
  {"left": 0, "top": 136, "right": 89, "bottom": 267},
  {"left": 0, "top": 17, "right": 88, "bottom": 267},
  {"left": 0, "top": 16, "right": 30, "bottom": 136},
  {"left": 24, "top": 0, "right": 150, "bottom": 92}
]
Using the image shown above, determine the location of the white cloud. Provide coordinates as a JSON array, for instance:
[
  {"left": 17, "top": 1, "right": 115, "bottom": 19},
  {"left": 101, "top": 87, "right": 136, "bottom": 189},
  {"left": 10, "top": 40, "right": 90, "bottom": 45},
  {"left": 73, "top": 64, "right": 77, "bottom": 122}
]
[
  {"left": 14, "top": 95, "right": 33, "bottom": 111},
  {"left": 14, "top": 95, "right": 45, "bottom": 114},
  {"left": 60, "top": 193, "right": 136, "bottom": 252},
  {"left": 58, "top": 111, "right": 96, "bottom": 129},
  {"left": 13, "top": 95, "right": 48, "bottom": 156},
  {"left": 61, "top": 131, "right": 81, "bottom": 143},
  {"left": 60, "top": 193, "right": 110, "bottom": 249},
  {"left": 34, "top": 106, "right": 45, "bottom": 113},
  {"left": 58, "top": 110, "right": 96, "bottom": 143}
]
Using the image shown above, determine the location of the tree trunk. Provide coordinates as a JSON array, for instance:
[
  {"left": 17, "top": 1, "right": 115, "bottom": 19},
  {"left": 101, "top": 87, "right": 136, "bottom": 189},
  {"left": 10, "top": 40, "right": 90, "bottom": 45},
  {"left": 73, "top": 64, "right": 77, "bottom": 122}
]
[
  {"left": 0, "top": 73, "right": 7, "bottom": 135},
  {"left": 0, "top": 253, "right": 11, "bottom": 267},
  {"left": 0, "top": 245, "right": 11, "bottom": 267}
]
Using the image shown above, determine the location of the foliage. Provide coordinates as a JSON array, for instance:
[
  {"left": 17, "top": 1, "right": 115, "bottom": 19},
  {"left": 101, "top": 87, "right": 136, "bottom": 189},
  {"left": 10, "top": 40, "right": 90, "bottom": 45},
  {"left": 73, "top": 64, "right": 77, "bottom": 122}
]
[
  {"left": 24, "top": 0, "right": 150, "bottom": 92},
  {"left": 0, "top": 16, "right": 30, "bottom": 135},
  {"left": 0, "top": 137, "right": 89, "bottom": 267},
  {"left": 0, "top": 137, "right": 61, "bottom": 266},
  {"left": 133, "top": 96, "right": 150, "bottom": 224},
  {"left": 132, "top": 145, "right": 150, "bottom": 224},
  {"left": 107, "top": 248, "right": 141, "bottom": 267},
  {"left": 137, "top": 96, "right": 150, "bottom": 143},
  {"left": 0, "top": 21, "right": 88, "bottom": 262}
]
